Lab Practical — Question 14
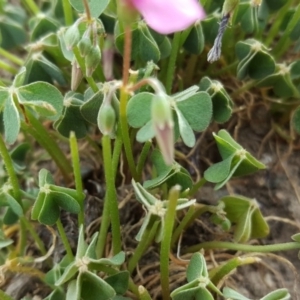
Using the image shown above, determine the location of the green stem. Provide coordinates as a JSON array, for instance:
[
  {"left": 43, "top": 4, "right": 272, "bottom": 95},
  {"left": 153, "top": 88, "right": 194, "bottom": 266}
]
[
  {"left": 96, "top": 193, "right": 110, "bottom": 258},
  {"left": 160, "top": 186, "right": 180, "bottom": 300},
  {"left": 188, "top": 178, "right": 207, "bottom": 197},
  {"left": 165, "top": 32, "right": 181, "bottom": 94},
  {"left": 127, "top": 217, "right": 159, "bottom": 274},
  {"left": 184, "top": 241, "right": 300, "bottom": 254},
  {"left": 21, "top": 217, "right": 47, "bottom": 256},
  {"left": 22, "top": 112, "right": 72, "bottom": 183},
  {"left": 264, "top": 0, "right": 293, "bottom": 47},
  {"left": 0, "top": 60, "right": 18, "bottom": 74},
  {"left": 18, "top": 219, "right": 27, "bottom": 256},
  {"left": 21, "top": 0, "right": 39, "bottom": 14},
  {"left": 56, "top": 218, "right": 74, "bottom": 262},
  {"left": 112, "top": 126, "right": 123, "bottom": 178},
  {"left": 102, "top": 135, "right": 122, "bottom": 255},
  {"left": 61, "top": 0, "right": 74, "bottom": 26},
  {"left": 273, "top": 3, "right": 300, "bottom": 59},
  {"left": 136, "top": 141, "right": 152, "bottom": 181},
  {"left": 73, "top": 47, "right": 99, "bottom": 93},
  {"left": 69, "top": 132, "right": 84, "bottom": 226},
  {"left": 119, "top": 87, "right": 138, "bottom": 180},
  {"left": 171, "top": 205, "right": 195, "bottom": 247},
  {"left": 138, "top": 286, "right": 153, "bottom": 300},
  {"left": 0, "top": 48, "right": 23, "bottom": 66},
  {"left": 0, "top": 134, "right": 22, "bottom": 203}
]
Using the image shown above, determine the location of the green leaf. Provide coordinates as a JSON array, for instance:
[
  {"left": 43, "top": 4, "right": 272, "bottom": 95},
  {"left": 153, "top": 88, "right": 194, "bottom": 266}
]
[
  {"left": 69, "top": 0, "right": 109, "bottom": 17},
  {"left": 234, "top": 209, "right": 252, "bottom": 243},
  {"left": 176, "top": 92, "right": 212, "bottom": 132},
  {"left": 172, "top": 286, "right": 200, "bottom": 300},
  {"left": 17, "top": 82, "right": 64, "bottom": 120},
  {"left": 104, "top": 271, "right": 129, "bottom": 295},
  {"left": 56, "top": 263, "right": 78, "bottom": 286},
  {"left": 0, "top": 18, "right": 27, "bottom": 49},
  {"left": 291, "top": 233, "right": 300, "bottom": 243},
  {"left": 0, "top": 89, "right": 9, "bottom": 109},
  {"left": 175, "top": 107, "right": 195, "bottom": 147},
  {"left": 81, "top": 271, "right": 116, "bottom": 300},
  {"left": 38, "top": 194, "right": 60, "bottom": 225},
  {"left": 136, "top": 121, "right": 155, "bottom": 143},
  {"left": 2, "top": 192, "right": 23, "bottom": 216},
  {"left": 3, "top": 207, "right": 19, "bottom": 224},
  {"left": 49, "top": 191, "right": 81, "bottom": 214},
  {"left": 30, "top": 15, "right": 59, "bottom": 41},
  {"left": 39, "top": 168, "right": 55, "bottom": 186},
  {"left": 187, "top": 253, "right": 204, "bottom": 282},
  {"left": 150, "top": 30, "right": 171, "bottom": 59},
  {"left": 195, "top": 288, "right": 214, "bottom": 300},
  {"left": 127, "top": 92, "right": 152, "bottom": 128},
  {"left": 13, "top": 67, "right": 27, "bottom": 87},
  {"left": 24, "top": 54, "right": 66, "bottom": 86},
  {"left": 250, "top": 206, "right": 270, "bottom": 239},
  {"left": 223, "top": 287, "right": 250, "bottom": 300},
  {"left": 261, "top": 289, "right": 290, "bottom": 300},
  {"left": 204, "top": 154, "right": 235, "bottom": 183},
  {"left": 31, "top": 191, "right": 46, "bottom": 221},
  {"left": 55, "top": 101, "right": 88, "bottom": 139},
  {"left": 183, "top": 22, "right": 205, "bottom": 55},
  {"left": 80, "top": 89, "right": 104, "bottom": 125},
  {"left": 220, "top": 195, "right": 251, "bottom": 222},
  {"left": 3, "top": 98, "right": 20, "bottom": 145},
  {"left": 66, "top": 279, "right": 81, "bottom": 300}
]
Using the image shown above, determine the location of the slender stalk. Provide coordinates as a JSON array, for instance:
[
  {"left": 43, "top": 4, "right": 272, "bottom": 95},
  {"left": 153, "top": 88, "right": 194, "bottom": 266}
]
[
  {"left": 264, "top": 0, "right": 294, "bottom": 47},
  {"left": 127, "top": 217, "right": 159, "bottom": 274},
  {"left": 112, "top": 126, "right": 123, "bottom": 178},
  {"left": 0, "top": 48, "right": 23, "bottom": 66},
  {"left": 22, "top": 111, "right": 72, "bottom": 182},
  {"left": 160, "top": 186, "right": 180, "bottom": 300},
  {"left": 56, "top": 218, "right": 74, "bottom": 262},
  {"left": 61, "top": 0, "right": 74, "bottom": 26},
  {"left": 165, "top": 32, "right": 181, "bottom": 94},
  {"left": 274, "top": 3, "right": 300, "bottom": 58},
  {"left": 0, "top": 61, "right": 18, "bottom": 74},
  {"left": 0, "top": 134, "right": 22, "bottom": 203},
  {"left": 171, "top": 205, "right": 195, "bottom": 247},
  {"left": 18, "top": 219, "right": 27, "bottom": 256},
  {"left": 21, "top": 0, "right": 39, "bottom": 14},
  {"left": 95, "top": 193, "right": 110, "bottom": 258},
  {"left": 82, "top": 0, "right": 91, "bottom": 21},
  {"left": 184, "top": 241, "right": 300, "bottom": 254},
  {"left": 119, "top": 26, "right": 138, "bottom": 180},
  {"left": 69, "top": 132, "right": 84, "bottom": 226},
  {"left": 102, "top": 135, "right": 122, "bottom": 255},
  {"left": 188, "top": 178, "right": 207, "bottom": 197},
  {"left": 21, "top": 217, "right": 47, "bottom": 256},
  {"left": 136, "top": 141, "right": 152, "bottom": 181},
  {"left": 73, "top": 47, "right": 99, "bottom": 93}
]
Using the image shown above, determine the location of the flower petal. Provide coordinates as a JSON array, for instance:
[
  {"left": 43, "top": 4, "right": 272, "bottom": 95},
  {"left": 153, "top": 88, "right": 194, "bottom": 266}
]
[{"left": 130, "top": 0, "right": 205, "bottom": 34}]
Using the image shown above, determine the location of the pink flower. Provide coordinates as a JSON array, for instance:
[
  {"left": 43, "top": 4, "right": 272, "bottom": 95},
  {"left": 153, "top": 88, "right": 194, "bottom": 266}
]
[{"left": 127, "top": 0, "right": 205, "bottom": 34}]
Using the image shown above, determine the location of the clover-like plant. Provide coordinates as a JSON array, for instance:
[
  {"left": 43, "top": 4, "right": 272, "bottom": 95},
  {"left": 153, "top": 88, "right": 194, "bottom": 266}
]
[
  {"left": 171, "top": 252, "right": 221, "bottom": 300},
  {"left": 132, "top": 179, "right": 195, "bottom": 242},
  {"left": 204, "top": 129, "right": 266, "bottom": 189},
  {"left": 55, "top": 226, "right": 127, "bottom": 300}
]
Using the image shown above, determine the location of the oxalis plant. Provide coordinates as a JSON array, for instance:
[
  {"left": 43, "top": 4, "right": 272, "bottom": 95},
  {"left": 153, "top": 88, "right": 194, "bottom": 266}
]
[{"left": 0, "top": 0, "right": 300, "bottom": 299}]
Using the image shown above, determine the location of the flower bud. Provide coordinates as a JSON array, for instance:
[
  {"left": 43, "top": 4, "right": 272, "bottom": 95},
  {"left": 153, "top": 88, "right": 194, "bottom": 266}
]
[
  {"left": 78, "top": 36, "right": 92, "bottom": 57},
  {"left": 71, "top": 59, "right": 83, "bottom": 91},
  {"left": 85, "top": 45, "right": 101, "bottom": 77},
  {"left": 151, "top": 93, "right": 174, "bottom": 165},
  {"left": 64, "top": 24, "right": 80, "bottom": 50},
  {"left": 97, "top": 102, "right": 116, "bottom": 136}
]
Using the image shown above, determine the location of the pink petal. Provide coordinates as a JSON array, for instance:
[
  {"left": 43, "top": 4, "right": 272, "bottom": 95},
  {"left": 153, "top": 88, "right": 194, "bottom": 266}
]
[{"left": 130, "top": 0, "right": 205, "bottom": 34}]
